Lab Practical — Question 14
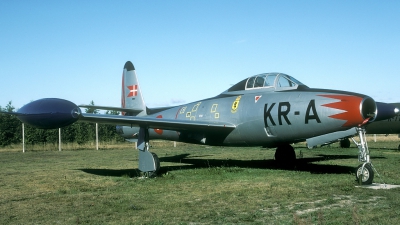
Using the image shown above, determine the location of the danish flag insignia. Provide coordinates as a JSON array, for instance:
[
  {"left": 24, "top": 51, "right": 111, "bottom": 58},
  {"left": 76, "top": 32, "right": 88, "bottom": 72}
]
[{"left": 127, "top": 85, "right": 138, "bottom": 97}]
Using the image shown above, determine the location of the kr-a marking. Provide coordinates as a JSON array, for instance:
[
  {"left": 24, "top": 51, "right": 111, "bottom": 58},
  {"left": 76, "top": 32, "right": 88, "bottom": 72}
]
[{"left": 264, "top": 100, "right": 321, "bottom": 126}]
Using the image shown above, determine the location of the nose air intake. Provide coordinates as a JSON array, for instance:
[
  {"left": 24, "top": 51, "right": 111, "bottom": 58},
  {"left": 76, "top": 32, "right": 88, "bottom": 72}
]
[
  {"left": 361, "top": 97, "right": 377, "bottom": 121},
  {"left": 361, "top": 97, "right": 399, "bottom": 123}
]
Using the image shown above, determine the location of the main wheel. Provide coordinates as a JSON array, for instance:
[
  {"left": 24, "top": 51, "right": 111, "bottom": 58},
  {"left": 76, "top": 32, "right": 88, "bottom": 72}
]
[
  {"left": 340, "top": 138, "right": 351, "bottom": 148},
  {"left": 274, "top": 144, "right": 296, "bottom": 169},
  {"left": 355, "top": 164, "right": 374, "bottom": 185}
]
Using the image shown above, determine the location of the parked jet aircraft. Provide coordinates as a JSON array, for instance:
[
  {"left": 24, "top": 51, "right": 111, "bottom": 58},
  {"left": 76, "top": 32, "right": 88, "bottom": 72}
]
[
  {"left": 366, "top": 103, "right": 400, "bottom": 134},
  {"left": 5, "top": 61, "right": 399, "bottom": 185}
]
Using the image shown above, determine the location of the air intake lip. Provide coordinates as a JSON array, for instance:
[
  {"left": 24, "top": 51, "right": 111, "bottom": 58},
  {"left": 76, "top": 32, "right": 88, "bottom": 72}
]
[{"left": 361, "top": 97, "right": 377, "bottom": 121}]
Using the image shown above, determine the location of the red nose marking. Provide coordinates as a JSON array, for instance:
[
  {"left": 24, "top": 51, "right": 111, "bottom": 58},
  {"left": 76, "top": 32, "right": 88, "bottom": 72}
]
[{"left": 319, "top": 94, "right": 364, "bottom": 127}]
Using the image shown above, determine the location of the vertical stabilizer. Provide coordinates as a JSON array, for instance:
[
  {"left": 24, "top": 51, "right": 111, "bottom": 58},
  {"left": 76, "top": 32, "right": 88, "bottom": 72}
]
[{"left": 121, "top": 61, "right": 147, "bottom": 116}]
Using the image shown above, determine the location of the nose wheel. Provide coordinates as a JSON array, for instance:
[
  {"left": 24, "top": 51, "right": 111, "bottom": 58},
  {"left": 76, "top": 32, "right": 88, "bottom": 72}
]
[{"left": 355, "top": 163, "right": 374, "bottom": 185}]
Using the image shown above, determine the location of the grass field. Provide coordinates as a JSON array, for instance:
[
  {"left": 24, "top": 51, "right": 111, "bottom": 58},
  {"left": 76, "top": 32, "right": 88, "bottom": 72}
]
[{"left": 1, "top": 136, "right": 400, "bottom": 224}]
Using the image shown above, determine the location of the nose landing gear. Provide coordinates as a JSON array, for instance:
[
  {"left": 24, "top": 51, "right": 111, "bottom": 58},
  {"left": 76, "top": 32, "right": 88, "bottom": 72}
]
[{"left": 351, "top": 127, "right": 381, "bottom": 185}]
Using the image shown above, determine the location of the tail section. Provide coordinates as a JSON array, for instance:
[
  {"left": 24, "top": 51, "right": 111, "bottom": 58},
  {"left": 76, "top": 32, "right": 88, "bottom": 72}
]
[{"left": 121, "top": 61, "right": 147, "bottom": 116}]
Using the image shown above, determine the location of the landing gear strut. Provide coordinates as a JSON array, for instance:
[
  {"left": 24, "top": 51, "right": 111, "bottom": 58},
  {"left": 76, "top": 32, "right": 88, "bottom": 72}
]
[
  {"left": 351, "top": 127, "right": 375, "bottom": 185},
  {"left": 137, "top": 127, "right": 160, "bottom": 177}
]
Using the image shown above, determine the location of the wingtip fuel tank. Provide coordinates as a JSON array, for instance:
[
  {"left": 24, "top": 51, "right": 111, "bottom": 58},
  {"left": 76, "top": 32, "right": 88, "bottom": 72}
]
[{"left": 17, "top": 98, "right": 81, "bottom": 129}]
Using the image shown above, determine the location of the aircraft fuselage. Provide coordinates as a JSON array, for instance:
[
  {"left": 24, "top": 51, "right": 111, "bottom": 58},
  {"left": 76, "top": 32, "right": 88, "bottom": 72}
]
[{"left": 119, "top": 88, "right": 374, "bottom": 147}]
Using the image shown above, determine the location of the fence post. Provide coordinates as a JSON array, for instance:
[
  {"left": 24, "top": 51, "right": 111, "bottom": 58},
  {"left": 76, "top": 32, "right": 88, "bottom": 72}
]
[
  {"left": 96, "top": 123, "right": 99, "bottom": 150},
  {"left": 22, "top": 123, "right": 25, "bottom": 153},
  {"left": 59, "top": 128, "right": 62, "bottom": 151}
]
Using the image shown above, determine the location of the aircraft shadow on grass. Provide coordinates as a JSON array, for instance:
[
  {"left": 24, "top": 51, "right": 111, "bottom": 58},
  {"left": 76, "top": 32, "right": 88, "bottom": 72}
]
[
  {"left": 368, "top": 146, "right": 400, "bottom": 151},
  {"left": 79, "top": 153, "right": 386, "bottom": 178}
]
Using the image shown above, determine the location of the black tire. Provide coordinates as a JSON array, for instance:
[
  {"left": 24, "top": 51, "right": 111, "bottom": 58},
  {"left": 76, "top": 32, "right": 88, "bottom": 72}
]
[
  {"left": 274, "top": 144, "right": 296, "bottom": 169},
  {"left": 152, "top": 152, "right": 161, "bottom": 172},
  {"left": 340, "top": 138, "right": 351, "bottom": 148},
  {"left": 355, "top": 164, "right": 374, "bottom": 185}
]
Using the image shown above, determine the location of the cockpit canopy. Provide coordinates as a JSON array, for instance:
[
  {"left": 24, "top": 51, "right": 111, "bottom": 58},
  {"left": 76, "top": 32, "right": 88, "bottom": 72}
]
[{"left": 225, "top": 73, "right": 308, "bottom": 93}]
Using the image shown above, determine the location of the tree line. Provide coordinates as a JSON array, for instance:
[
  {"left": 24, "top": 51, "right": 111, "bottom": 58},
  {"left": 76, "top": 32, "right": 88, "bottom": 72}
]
[{"left": 0, "top": 101, "right": 125, "bottom": 147}]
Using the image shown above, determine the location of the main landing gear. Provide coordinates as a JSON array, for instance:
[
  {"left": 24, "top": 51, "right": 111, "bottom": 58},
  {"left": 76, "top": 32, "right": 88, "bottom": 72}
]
[
  {"left": 351, "top": 127, "right": 376, "bottom": 185},
  {"left": 137, "top": 127, "right": 160, "bottom": 177},
  {"left": 339, "top": 138, "right": 351, "bottom": 148},
  {"left": 274, "top": 143, "right": 296, "bottom": 169}
]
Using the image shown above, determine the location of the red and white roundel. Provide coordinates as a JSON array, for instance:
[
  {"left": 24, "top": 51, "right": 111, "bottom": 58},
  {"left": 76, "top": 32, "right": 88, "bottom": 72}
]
[{"left": 154, "top": 115, "right": 163, "bottom": 135}]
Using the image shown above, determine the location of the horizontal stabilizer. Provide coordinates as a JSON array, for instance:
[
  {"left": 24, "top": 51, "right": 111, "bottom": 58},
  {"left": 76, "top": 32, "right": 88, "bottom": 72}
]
[
  {"left": 306, "top": 127, "right": 357, "bottom": 148},
  {"left": 79, "top": 105, "right": 175, "bottom": 116},
  {"left": 78, "top": 105, "right": 143, "bottom": 115}
]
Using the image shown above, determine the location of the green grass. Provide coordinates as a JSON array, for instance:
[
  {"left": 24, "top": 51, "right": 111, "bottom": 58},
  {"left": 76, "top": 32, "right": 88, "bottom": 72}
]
[{"left": 1, "top": 137, "right": 400, "bottom": 224}]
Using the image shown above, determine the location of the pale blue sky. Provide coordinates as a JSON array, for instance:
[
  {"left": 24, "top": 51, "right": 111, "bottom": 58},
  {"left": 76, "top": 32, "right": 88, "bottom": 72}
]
[{"left": 1, "top": 1, "right": 399, "bottom": 110}]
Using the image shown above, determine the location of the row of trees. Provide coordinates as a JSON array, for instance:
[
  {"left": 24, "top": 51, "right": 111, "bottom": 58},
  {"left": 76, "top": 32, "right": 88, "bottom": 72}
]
[{"left": 0, "top": 101, "right": 125, "bottom": 147}]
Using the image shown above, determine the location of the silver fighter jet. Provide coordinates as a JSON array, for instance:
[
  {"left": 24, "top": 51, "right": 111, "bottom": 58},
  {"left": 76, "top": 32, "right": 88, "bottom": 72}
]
[{"left": 7, "top": 61, "right": 399, "bottom": 184}]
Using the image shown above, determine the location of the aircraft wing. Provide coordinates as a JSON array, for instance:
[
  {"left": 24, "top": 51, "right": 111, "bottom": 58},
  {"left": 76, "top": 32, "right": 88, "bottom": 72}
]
[
  {"left": 9, "top": 98, "right": 237, "bottom": 132},
  {"left": 79, "top": 113, "right": 236, "bottom": 133}
]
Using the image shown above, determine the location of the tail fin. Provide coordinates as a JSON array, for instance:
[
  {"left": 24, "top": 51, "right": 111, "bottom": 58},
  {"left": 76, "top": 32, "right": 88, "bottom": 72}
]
[{"left": 121, "top": 61, "right": 147, "bottom": 116}]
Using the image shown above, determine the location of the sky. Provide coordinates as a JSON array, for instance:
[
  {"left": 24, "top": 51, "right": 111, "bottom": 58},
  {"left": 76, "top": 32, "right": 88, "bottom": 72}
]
[{"left": 1, "top": 1, "right": 399, "bottom": 110}]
